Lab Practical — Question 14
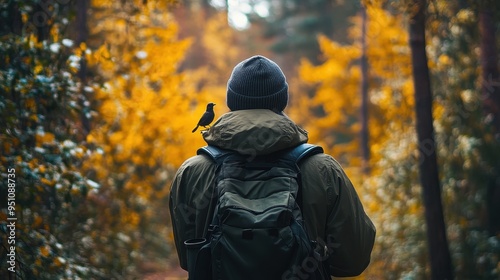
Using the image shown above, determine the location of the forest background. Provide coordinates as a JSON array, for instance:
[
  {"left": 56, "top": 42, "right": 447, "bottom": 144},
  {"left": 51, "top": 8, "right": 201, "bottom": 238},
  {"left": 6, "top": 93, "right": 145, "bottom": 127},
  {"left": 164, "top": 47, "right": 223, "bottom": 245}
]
[{"left": 1, "top": 0, "right": 500, "bottom": 279}]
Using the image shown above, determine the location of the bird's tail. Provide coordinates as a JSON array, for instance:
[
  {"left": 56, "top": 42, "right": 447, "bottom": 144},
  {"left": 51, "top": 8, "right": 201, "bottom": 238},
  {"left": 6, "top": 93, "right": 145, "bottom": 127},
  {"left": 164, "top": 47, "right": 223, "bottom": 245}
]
[{"left": 192, "top": 125, "right": 199, "bottom": 133}]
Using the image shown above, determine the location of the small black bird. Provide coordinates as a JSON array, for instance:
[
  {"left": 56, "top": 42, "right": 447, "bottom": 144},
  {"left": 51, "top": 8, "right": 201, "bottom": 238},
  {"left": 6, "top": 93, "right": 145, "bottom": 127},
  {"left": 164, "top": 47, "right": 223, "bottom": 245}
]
[{"left": 192, "top": 103, "right": 216, "bottom": 133}]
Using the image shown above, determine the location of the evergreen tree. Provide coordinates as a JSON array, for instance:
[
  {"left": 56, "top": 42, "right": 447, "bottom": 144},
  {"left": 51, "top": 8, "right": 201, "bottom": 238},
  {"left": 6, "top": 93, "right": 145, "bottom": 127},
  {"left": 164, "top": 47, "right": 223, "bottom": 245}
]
[{"left": 0, "top": 1, "right": 99, "bottom": 278}]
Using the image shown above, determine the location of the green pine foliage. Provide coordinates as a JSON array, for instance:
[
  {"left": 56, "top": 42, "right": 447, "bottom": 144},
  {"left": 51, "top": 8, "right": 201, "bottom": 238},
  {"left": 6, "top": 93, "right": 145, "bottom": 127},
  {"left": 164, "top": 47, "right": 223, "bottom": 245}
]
[
  {"left": 0, "top": 2, "right": 102, "bottom": 278},
  {"left": 250, "top": 0, "right": 359, "bottom": 63}
]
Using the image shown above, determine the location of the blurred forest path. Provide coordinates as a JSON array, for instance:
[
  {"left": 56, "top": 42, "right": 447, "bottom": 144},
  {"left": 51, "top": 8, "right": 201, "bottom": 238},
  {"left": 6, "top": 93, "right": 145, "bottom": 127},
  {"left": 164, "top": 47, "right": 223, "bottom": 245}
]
[
  {"left": 139, "top": 257, "right": 188, "bottom": 279},
  {"left": 143, "top": 267, "right": 187, "bottom": 280}
]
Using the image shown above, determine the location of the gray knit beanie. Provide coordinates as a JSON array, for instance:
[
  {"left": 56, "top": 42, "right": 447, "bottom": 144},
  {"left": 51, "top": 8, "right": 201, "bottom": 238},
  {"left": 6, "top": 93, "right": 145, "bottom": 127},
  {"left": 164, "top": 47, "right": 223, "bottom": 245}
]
[{"left": 227, "top": 55, "right": 288, "bottom": 112}]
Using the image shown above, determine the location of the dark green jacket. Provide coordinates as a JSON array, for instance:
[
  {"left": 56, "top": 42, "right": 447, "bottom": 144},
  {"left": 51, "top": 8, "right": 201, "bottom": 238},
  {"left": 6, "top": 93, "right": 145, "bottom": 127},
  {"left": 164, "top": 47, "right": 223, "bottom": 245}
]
[{"left": 169, "top": 109, "right": 376, "bottom": 277}]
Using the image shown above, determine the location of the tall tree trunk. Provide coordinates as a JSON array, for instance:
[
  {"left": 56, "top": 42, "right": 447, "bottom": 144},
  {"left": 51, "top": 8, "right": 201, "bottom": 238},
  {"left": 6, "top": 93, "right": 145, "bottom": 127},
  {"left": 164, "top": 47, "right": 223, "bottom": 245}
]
[
  {"left": 478, "top": 3, "right": 500, "bottom": 237},
  {"left": 360, "top": 3, "right": 370, "bottom": 174},
  {"left": 76, "top": 0, "right": 91, "bottom": 135},
  {"left": 479, "top": 8, "right": 500, "bottom": 134},
  {"left": 1, "top": 2, "right": 22, "bottom": 35},
  {"left": 408, "top": 0, "right": 454, "bottom": 279},
  {"left": 76, "top": 0, "right": 89, "bottom": 81}
]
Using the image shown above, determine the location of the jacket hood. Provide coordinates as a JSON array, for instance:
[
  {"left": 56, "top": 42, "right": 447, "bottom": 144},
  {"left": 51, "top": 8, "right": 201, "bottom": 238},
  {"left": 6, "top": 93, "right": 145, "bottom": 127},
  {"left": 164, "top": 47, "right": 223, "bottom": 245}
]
[{"left": 202, "top": 109, "right": 308, "bottom": 156}]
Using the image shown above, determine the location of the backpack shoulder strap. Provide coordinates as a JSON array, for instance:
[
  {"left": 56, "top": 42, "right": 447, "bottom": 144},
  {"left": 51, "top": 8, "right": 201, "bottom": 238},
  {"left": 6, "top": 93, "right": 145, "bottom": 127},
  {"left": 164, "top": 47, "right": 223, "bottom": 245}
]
[
  {"left": 197, "top": 145, "right": 232, "bottom": 165},
  {"left": 283, "top": 143, "right": 323, "bottom": 224},
  {"left": 196, "top": 145, "right": 233, "bottom": 236},
  {"left": 283, "top": 143, "right": 324, "bottom": 164}
]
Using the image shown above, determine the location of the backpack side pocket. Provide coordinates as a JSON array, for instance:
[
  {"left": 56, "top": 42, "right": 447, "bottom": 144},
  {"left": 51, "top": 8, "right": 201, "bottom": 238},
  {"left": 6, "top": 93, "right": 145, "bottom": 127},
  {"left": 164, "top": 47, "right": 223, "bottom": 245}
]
[{"left": 185, "top": 238, "right": 212, "bottom": 280}]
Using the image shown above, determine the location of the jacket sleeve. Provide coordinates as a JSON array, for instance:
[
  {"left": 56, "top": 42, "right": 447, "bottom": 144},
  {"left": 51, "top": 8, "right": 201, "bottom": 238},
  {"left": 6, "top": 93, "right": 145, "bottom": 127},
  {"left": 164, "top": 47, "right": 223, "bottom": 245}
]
[
  {"left": 300, "top": 154, "right": 376, "bottom": 277},
  {"left": 169, "top": 155, "right": 217, "bottom": 270}
]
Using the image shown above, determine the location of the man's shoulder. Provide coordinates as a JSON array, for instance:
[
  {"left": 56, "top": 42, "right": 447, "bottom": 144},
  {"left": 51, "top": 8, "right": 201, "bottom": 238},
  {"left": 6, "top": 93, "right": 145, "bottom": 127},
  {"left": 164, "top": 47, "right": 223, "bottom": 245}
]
[
  {"left": 298, "top": 151, "right": 347, "bottom": 180},
  {"left": 178, "top": 153, "right": 217, "bottom": 173},
  {"left": 298, "top": 151, "right": 336, "bottom": 167}
]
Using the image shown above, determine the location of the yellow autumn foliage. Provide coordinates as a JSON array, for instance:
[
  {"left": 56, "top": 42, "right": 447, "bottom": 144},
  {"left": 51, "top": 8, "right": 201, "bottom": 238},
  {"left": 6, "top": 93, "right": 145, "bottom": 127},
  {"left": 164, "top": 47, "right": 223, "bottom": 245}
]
[
  {"left": 296, "top": 4, "right": 414, "bottom": 175},
  {"left": 79, "top": 3, "right": 238, "bottom": 273},
  {"left": 40, "top": 245, "right": 50, "bottom": 257},
  {"left": 35, "top": 132, "right": 55, "bottom": 146}
]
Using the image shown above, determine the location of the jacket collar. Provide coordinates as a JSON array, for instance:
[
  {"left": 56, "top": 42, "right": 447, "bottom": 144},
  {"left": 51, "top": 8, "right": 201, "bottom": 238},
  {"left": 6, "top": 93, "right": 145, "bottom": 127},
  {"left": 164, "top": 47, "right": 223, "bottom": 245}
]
[{"left": 202, "top": 109, "right": 308, "bottom": 156}]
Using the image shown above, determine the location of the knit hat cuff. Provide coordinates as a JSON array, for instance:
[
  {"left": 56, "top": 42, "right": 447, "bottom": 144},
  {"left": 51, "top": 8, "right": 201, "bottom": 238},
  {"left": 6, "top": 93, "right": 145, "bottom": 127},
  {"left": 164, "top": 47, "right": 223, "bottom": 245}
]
[{"left": 227, "top": 84, "right": 288, "bottom": 111}]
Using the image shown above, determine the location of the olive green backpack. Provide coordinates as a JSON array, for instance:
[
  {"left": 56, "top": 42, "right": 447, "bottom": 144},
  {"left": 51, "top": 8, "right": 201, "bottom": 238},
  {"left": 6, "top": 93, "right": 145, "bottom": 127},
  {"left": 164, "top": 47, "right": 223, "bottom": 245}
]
[{"left": 184, "top": 143, "right": 330, "bottom": 280}]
